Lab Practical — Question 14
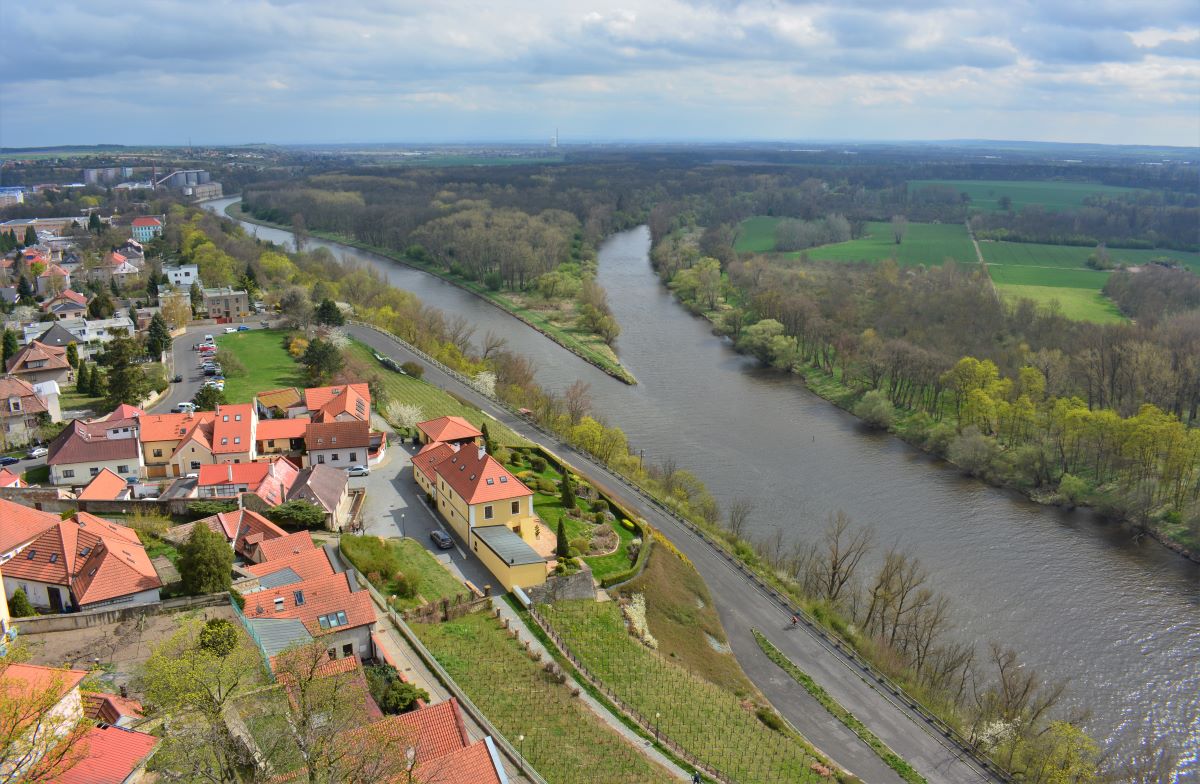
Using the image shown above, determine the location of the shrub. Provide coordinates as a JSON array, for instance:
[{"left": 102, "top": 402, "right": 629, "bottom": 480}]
[
  {"left": 214, "top": 348, "right": 247, "bottom": 378},
  {"left": 530, "top": 456, "right": 548, "bottom": 473},
  {"left": 755, "top": 706, "right": 786, "bottom": 733},
  {"left": 536, "top": 478, "right": 557, "bottom": 494},
  {"left": 569, "top": 536, "right": 590, "bottom": 554},
  {"left": 400, "top": 361, "right": 424, "bottom": 379},
  {"left": 483, "top": 271, "right": 503, "bottom": 291},
  {"left": 516, "top": 470, "right": 535, "bottom": 481},
  {"left": 8, "top": 588, "right": 35, "bottom": 617},
  {"left": 1057, "top": 473, "right": 1090, "bottom": 507},
  {"left": 266, "top": 499, "right": 326, "bottom": 530},
  {"left": 198, "top": 618, "right": 239, "bottom": 657},
  {"left": 366, "top": 664, "right": 429, "bottom": 714},
  {"left": 494, "top": 447, "right": 512, "bottom": 465},
  {"left": 392, "top": 570, "right": 420, "bottom": 600},
  {"left": 621, "top": 518, "right": 636, "bottom": 532},
  {"left": 188, "top": 500, "right": 237, "bottom": 518},
  {"left": 229, "top": 588, "right": 246, "bottom": 611},
  {"left": 947, "top": 426, "right": 1000, "bottom": 478},
  {"left": 853, "top": 390, "right": 895, "bottom": 430}
]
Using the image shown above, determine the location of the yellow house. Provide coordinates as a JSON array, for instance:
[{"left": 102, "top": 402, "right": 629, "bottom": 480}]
[
  {"left": 0, "top": 563, "right": 10, "bottom": 655},
  {"left": 415, "top": 443, "right": 547, "bottom": 590},
  {"left": 137, "top": 412, "right": 215, "bottom": 478}
]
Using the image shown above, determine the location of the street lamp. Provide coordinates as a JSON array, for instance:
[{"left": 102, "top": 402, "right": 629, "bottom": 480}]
[
  {"left": 400, "top": 512, "right": 406, "bottom": 538},
  {"left": 654, "top": 712, "right": 660, "bottom": 742},
  {"left": 517, "top": 734, "right": 525, "bottom": 759}
]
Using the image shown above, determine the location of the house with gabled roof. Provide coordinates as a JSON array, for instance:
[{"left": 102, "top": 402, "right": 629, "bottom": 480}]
[
  {"left": 0, "top": 500, "right": 161, "bottom": 612},
  {"left": 5, "top": 340, "right": 71, "bottom": 387},
  {"left": 76, "top": 468, "right": 132, "bottom": 501},
  {"left": 196, "top": 457, "right": 297, "bottom": 507},
  {"left": 46, "top": 419, "right": 143, "bottom": 487},
  {"left": 163, "top": 508, "right": 289, "bottom": 563},
  {"left": 40, "top": 289, "right": 88, "bottom": 318},
  {"left": 35, "top": 263, "right": 71, "bottom": 297},
  {"left": 286, "top": 464, "right": 351, "bottom": 531},
  {"left": 256, "top": 416, "right": 309, "bottom": 458},
  {"left": 240, "top": 570, "right": 376, "bottom": 662},
  {"left": 138, "top": 410, "right": 216, "bottom": 478},
  {"left": 211, "top": 403, "right": 257, "bottom": 463},
  {"left": 244, "top": 545, "right": 336, "bottom": 587},
  {"left": 295, "top": 383, "right": 371, "bottom": 423},
  {"left": 0, "top": 376, "right": 60, "bottom": 449},
  {"left": 416, "top": 415, "right": 483, "bottom": 447},
  {"left": 303, "top": 420, "right": 370, "bottom": 470},
  {"left": 0, "top": 468, "right": 23, "bottom": 488}
]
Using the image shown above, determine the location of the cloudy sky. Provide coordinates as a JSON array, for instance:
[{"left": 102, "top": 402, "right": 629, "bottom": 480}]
[{"left": 2, "top": 0, "right": 1197, "bottom": 148}]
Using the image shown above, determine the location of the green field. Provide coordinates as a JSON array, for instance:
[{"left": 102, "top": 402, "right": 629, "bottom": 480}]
[
  {"left": 340, "top": 535, "right": 467, "bottom": 609},
  {"left": 415, "top": 610, "right": 669, "bottom": 783},
  {"left": 214, "top": 329, "right": 305, "bottom": 403},
  {"left": 909, "top": 179, "right": 1138, "bottom": 211},
  {"left": 801, "top": 221, "right": 977, "bottom": 267},
  {"left": 994, "top": 284, "right": 1127, "bottom": 324},
  {"left": 981, "top": 240, "right": 1200, "bottom": 274},
  {"left": 987, "top": 264, "right": 1111, "bottom": 288},
  {"left": 344, "top": 340, "right": 525, "bottom": 448},
  {"left": 734, "top": 216, "right": 786, "bottom": 253}
]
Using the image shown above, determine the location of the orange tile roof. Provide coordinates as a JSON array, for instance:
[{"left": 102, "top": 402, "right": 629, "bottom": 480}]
[
  {"left": 246, "top": 546, "right": 335, "bottom": 583},
  {"left": 0, "top": 468, "right": 23, "bottom": 488},
  {"left": 412, "top": 441, "right": 456, "bottom": 485},
  {"left": 434, "top": 444, "right": 531, "bottom": 505},
  {"left": 254, "top": 530, "right": 315, "bottom": 562},
  {"left": 386, "top": 699, "right": 471, "bottom": 763},
  {"left": 417, "top": 415, "right": 483, "bottom": 444},
  {"left": 415, "top": 738, "right": 504, "bottom": 784},
  {"left": 138, "top": 411, "right": 215, "bottom": 443},
  {"left": 0, "top": 498, "right": 60, "bottom": 555},
  {"left": 100, "top": 403, "right": 145, "bottom": 421},
  {"left": 131, "top": 216, "right": 161, "bottom": 227},
  {"left": 243, "top": 571, "right": 374, "bottom": 637},
  {"left": 0, "top": 664, "right": 87, "bottom": 712},
  {"left": 7, "top": 340, "right": 70, "bottom": 374},
  {"left": 303, "top": 383, "right": 371, "bottom": 421},
  {"left": 256, "top": 416, "right": 310, "bottom": 441},
  {"left": 81, "top": 691, "right": 144, "bottom": 724},
  {"left": 211, "top": 403, "right": 255, "bottom": 454},
  {"left": 76, "top": 468, "right": 129, "bottom": 501},
  {"left": 52, "top": 724, "right": 159, "bottom": 784}
]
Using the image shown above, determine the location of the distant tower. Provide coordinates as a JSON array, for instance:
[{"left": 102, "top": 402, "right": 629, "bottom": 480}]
[{"left": 551, "top": 128, "right": 559, "bottom": 148}]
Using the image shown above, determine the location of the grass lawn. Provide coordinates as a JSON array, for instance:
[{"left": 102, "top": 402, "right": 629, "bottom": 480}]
[
  {"left": 909, "top": 179, "right": 1139, "bottom": 211},
  {"left": 797, "top": 221, "right": 977, "bottom": 267},
  {"left": 340, "top": 534, "right": 467, "bottom": 609},
  {"left": 980, "top": 240, "right": 1200, "bottom": 274},
  {"left": 345, "top": 340, "right": 526, "bottom": 448},
  {"left": 214, "top": 329, "right": 305, "bottom": 404},
  {"left": 57, "top": 383, "right": 106, "bottom": 414},
  {"left": 415, "top": 609, "right": 670, "bottom": 783},
  {"left": 987, "top": 264, "right": 1111, "bottom": 289},
  {"left": 995, "top": 284, "right": 1128, "bottom": 324},
  {"left": 539, "top": 598, "right": 825, "bottom": 784},
  {"left": 734, "top": 216, "right": 785, "bottom": 253},
  {"left": 22, "top": 465, "right": 49, "bottom": 485}
]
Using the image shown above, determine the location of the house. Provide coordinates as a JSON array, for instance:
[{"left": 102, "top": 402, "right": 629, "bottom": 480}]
[
  {"left": 249, "top": 530, "right": 315, "bottom": 564},
  {"left": 287, "top": 465, "right": 352, "bottom": 531},
  {"left": 416, "top": 415, "right": 483, "bottom": 447},
  {"left": 26, "top": 322, "right": 78, "bottom": 352},
  {"left": 0, "top": 663, "right": 87, "bottom": 780},
  {"left": 201, "top": 287, "right": 249, "bottom": 320},
  {"left": 255, "top": 416, "right": 309, "bottom": 458},
  {"left": 195, "top": 457, "right": 297, "bottom": 506},
  {"left": 244, "top": 545, "right": 336, "bottom": 586},
  {"left": 35, "top": 263, "right": 72, "bottom": 297},
  {"left": 164, "top": 263, "right": 198, "bottom": 288},
  {"left": 53, "top": 723, "right": 159, "bottom": 784},
  {"left": 137, "top": 411, "right": 216, "bottom": 478},
  {"left": 297, "top": 383, "right": 371, "bottom": 423},
  {"left": 0, "top": 468, "right": 23, "bottom": 488},
  {"left": 164, "top": 508, "right": 288, "bottom": 562},
  {"left": 130, "top": 216, "right": 163, "bottom": 242},
  {"left": 257, "top": 387, "right": 302, "bottom": 418},
  {"left": 211, "top": 403, "right": 257, "bottom": 464},
  {"left": 40, "top": 289, "right": 88, "bottom": 318},
  {"left": 76, "top": 468, "right": 132, "bottom": 501},
  {"left": 24, "top": 316, "right": 135, "bottom": 357},
  {"left": 240, "top": 570, "right": 375, "bottom": 662},
  {"left": 304, "top": 420, "right": 370, "bottom": 468},
  {"left": 81, "top": 691, "right": 144, "bottom": 728},
  {"left": 5, "top": 340, "right": 71, "bottom": 387},
  {"left": 0, "top": 501, "right": 162, "bottom": 612},
  {"left": 0, "top": 376, "right": 60, "bottom": 449},
  {"left": 0, "top": 286, "right": 18, "bottom": 306},
  {"left": 417, "top": 442, "right": 547, "bottom": 591},
  {"left": 46, "top": 418, "right": 144, "bottom": 486}
]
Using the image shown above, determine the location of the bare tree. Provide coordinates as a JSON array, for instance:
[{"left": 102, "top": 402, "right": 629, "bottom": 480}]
[
  {"left": 563, "top": 380, "right": 592, "bottom": 425},
  {"left": 726, "top": 497, "right": 755, "bottom": 540},
  {"left": 891, "top": 214, "right": 908, "bottom": 245},
  {"left": 479, "top": 330, "right": 507, "bottom": 360},
  {"left": 292, "top": 212, "right": 308, "bottom": 253},
  {"left": 810, "top": 511, "right": 873, "bottom": 606},
  {"left": 445, "top": 315, "right": 476, "bottom": 354}
]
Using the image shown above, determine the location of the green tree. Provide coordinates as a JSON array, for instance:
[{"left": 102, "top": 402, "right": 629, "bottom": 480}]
[
  {"left": 556, "top": 516, "right": 569, "bottom": 559},
  {"left": 265, "top": 500, "right": 326, "bottom": 530},
  {"left": 192, "top": 384, "right": 227, "bottom": 411},
  {"left": 65, "top": 341, "right": 79, "bottom": 369},
  {"left": 145, "top": 275, "right": 159, "bottom": 300},
  {"left": 365, "top": 665, "right": 428, "bottom": 715},
  {"left": 23, "top": 226, "right": 36, "bottom": 246},
  {"left": 85, "top": 364, "right": 105, "bottom": 397},
  {"left": 74, "top": 361, "right": 90, "bottom": 395},
  {"left": 480, "top": 422, "right": 496, "bottom": 455},
  {"left": 854, "top": 390, "right": 895, "bottom": 430},
  {"left": 560, "top": 472, "right": 575, "bottom": 510},
  {"left": 300, "top": 338, "right": 344, "bottom": 385},
  {"left": 8, "top": 588, "right": 35, "bottom": 617},
  {"left": 99, "top": 333, "right": 151, "bottom": 409},
  {"left": 189, "top": 281, "right": 203, "bottom": 313},
  {"left": 314, "top": 298, "right": 345, "bottom": 326},
  {"left": 87, "top": 213, "right": 102, "bottom": 233},
  {"left": 109, "top": 277, "right": 120, "bottom": 297},
  {"left": 87, "top": 290, "right": 115, "bottom": 319},
  {"left": 177, "top": 521, "right": 233, "bottom": 595},
  {"left": 146, "top": 312, "right": 172, "bottom": 357},
  {"left": 198, "top": 618, "right": 239, "bottom": 658},
  {"left": 16, "top": 276, "right": 33, "bottom": 303},
  {"left": 1, "top": 329, "right": 18, "bottom": 368}
]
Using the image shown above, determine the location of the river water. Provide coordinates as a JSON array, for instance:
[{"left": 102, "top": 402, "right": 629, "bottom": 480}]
[{"left": 209, "top": 198, "right": 1200, "bottom": 775}]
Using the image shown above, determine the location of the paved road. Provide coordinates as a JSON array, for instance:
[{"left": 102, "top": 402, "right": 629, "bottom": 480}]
[{"left": 347, "top": 323, "right": 1001, "bottom": 784}]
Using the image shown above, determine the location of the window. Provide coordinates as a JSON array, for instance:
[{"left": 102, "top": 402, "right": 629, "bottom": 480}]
[
  {"left": 294, "top": 590, "right": 305, "bottom": 605},
  {"left": 221, "top": 438, "right": 228, "bottom": 445},
  {"left": 233, "top": 437, "right": 240, "bottom": 444},
  {"left": 49, "top": 553, "right": 57, "bottom": 563},
  {"left": 117, "top": 465, "right": 129, "bottom": 474},
  {"left": 235, "top": 415, "right": 241, "bottom": 422},
  {"left": 62, "top": 469, "right": 75, "bottom": 478},
  {"left": 349, "top": 452, "right": 357, "bottom": 462},
  {"left": 317, "top": 454, "right": 325, "bottom": 464},
  {"left": 499, "top": 476, "right": 508, "bottom": 484},
  {"left": 328, "top": 648, "right": 337, "bottom": 660},
  {"left": 332, "top": 453, "right": 339, "bottom": 461},
  {"left": 152, "top": 448, "right": 163, "bottom": 458},
  {"left": 342, "top": 643, "right": 353, "bottom": 658},
  {"left": 273, "top": 597, "right": 284, "bottom": 612},
  {"left": 484, "top": 505, "right": 493, "bottom": 520},
  {"left": 486, "top": 478, "right": 494, "bottom": 485},
  {"left": 222, "top": 415, "right": 229, "bottom": 422},
  {"left": 512, "top": 501, "right": 520, "bottom": 515},
  {"left": 190, "top": 461, "right": 201, "bottom": 470},
  {"left": 80, "top": 547, "right": 91, "bottom": 557},
  {"left": 89, "top": 467, "right": 100, "bottom": 476},
  {"left": 25, "top": 549, "right": 36, "bottom": 560}
]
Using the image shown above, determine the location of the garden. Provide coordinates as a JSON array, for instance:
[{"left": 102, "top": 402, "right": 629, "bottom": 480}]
[
  {"left": 413, "top": 609, "right": 670, "bottom": 783},
  {"left": 340, "top": 534, "right": 469, "bottom": 610}
]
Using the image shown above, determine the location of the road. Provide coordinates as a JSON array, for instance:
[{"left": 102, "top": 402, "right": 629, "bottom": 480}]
[{"left": 347, "top": 323, "right": 1002, "bottom": 784}]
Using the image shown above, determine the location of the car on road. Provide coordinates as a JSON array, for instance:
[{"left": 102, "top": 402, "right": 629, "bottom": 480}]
[
  {"left": 260, "top": 320, "right": 270, "bottom": 328},
  {"left": 26, "top": 445, "right": 48, "bottom": 459},
  {"left": 204, "top": 366, "right": 222, "bottom": 376},
  {"left": 430, "top": 529, "right": 454, "bottom": 550},
  {"left": 237, "top": 325, "right": 250, "bottom": 332},
  {"left": 224, "top": 327, "right": 237, "bottom": 333},
  {"left": 346, "top": 465, "right": 370, "bottom": 477},
  {"left": 0, "top": 456, "right": 20, "bottom": 467},
  {"left": 202, "top": 379, "right": 225, "bottom": 391},
  {"left": 171, "top": 374, "right": 183, "bottom": 383},
  {"left": 172, "top": 402, "right": 197, "bottom": 413}
]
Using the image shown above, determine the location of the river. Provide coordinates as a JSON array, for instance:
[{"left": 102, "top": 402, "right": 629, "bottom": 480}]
[{"left": 208, "top": 198, "right": 1200, "bottom": 775}]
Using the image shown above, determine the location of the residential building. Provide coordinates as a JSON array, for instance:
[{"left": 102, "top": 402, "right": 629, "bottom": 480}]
[
  {"left": 53, "top": 724, "right": 159, "bottom": 784},
  {"left": 0, "top": 376, "right": 60, "bottom": 449},
  {"left": 249, "top": 530, "right": 315, "bottom": 564},
  {"left": 0, "top": 663, "right": 86, "bottom": 780},
  {"left": 138, "top": 411, "right": 216, "bottom": 478},
  {"left": 76, "top": 468, "right": 133, "bottom": 501},
  {"left": 5, "top": 340, "right": 71, "bottom": 387},
  {"left": 287, "top": 464, "right": 352, "bottom": 531},
  {"left": 87, "top": 251, "right": 141, "bottom": 286},
  {"left": 130, "top": 216, "right": 163, "bottom": 242},
  {"left": 201, "top": 287, "right": 249, "bottom": 320},
  {"left": 0, "top": 501, "right": 162, "bottom": 612},
  {"left": 81, "top": 691, "right": 144, "bottom": 728},
  {"left": 256, "top": 387, "right": 302, "bottom": 418},
  {"left": 304, "top": 420, "right": 370, "bottom": 468},
  {"left": 163, "top": 508, "right": 288, "bottom": 562},
  {"left": 46, "top": 418, "right": 144, "bottom": 486},
  {"left": 0, "top": 186, "right": 24, "bottom": 207},
  {"left": 25, "top": 316, "right": 136, "bottom": 357},
  {"left": 416, "top": 415, "right": 483, "bottom": 447},
  {"left": 255, "top": 416, "right": 309, "bottom": 458},
  {"left": 40, "top": 289, "right": 88, "bottom": 318},
  {"left": 195, "top": 457, "right": 297, "bottom": 506},
  {"left": 164, "top": 263, "right": 199, "bottom": 288},
  {"left": 296, "top": 383, "right": 371, "bottom": 423},
  {"left": 0, "top": 468, "right": 23, "bottom": 488},
  {"left": 211, "top": 402, "right": 257, "bottom": 463},
  {"left": 0, "top": 217, "right": 87, "bottom": 235},
  {"left": 240, "top": 570, "right": 375, "bottom": 662},
  {"left": 244, "top": 545, "right": 336, "bottom": 586},
  {"left": 35, "top": 263, "right": 72, "bottom": 297}
]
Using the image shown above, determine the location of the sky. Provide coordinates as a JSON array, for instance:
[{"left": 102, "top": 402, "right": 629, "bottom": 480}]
[{"left": 1, "top": 0, "right": 1198, "bottom": 148}]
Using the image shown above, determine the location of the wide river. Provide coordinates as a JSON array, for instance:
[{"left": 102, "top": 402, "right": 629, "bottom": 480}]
[{"left": 209, "top": 198, "right": 1200, "bottom": 775}]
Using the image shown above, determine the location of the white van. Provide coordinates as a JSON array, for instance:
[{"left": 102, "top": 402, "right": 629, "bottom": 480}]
[
  {"left": 173, "top": 402, "right": 197, "bottom": 414},
  {"left": 203, "top": 334, "right": 215, "bottom": 345}
]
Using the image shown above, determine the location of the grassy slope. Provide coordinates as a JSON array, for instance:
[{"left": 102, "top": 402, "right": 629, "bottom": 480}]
[
  {"left": 340, "top": 534, "right": 467, "bottom": 609},
  {"left": 415, "top": 610, "right": 670, "bottom": 783},
  {"left": 908, "top": 179, "right": 1138, "bottom": 211},
  {"left": 801, "top": 221, "right": 977, "bottom": 266},
  {"left": 993, "top": 284, "right": 1127, "bottom": 324},
  {"left": 344, "top": 340, "right": 525, "bottom": 448},
  {"left": 213, "top": 329, "right": 305, "bottom": 403}
]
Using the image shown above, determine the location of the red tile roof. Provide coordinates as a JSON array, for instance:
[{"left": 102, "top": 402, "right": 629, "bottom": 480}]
[
  {"left": 41, "top": 289, "right": 88, "bottom": 311},
  {"left": 0, "top": 376, "right": 47, "bottom": 416},
  {"left": 6, "top": 340, "right": 70, "bottom": 375},
  {"left": 385, "top": 698, "right": 471, "bottom": 763},
  {"left": 211, "top": 403, "right": 255, "bottom": 454},
  {"left": 256, "top": 416, "right": 310, "bottom": 441},
  {"left": 412, "top": 441, "right": 456, "bottom": 485},
  {"left": 131, "top": 217, "right": 162, "bottom": 227},
  {"left": 254, "top": 530, "right": 315, "bottom": 562},
  {"left": 303, "top": 383, "right": 371, "bottom": 422},
  {"left": 197, "top": 457, "right": 297, "bottom": 505},
  {"left": 99, "top": 404, "right": 145, "bottom": 422},
  {"left": 246, "top": 545, "right": 335, "bottom": 583},
  {"left": 138, "top": 411, "right": 215, "bottom": 443},
  {"left": 0, "top": 468, "right": 23, "bottom": 488},
  {"left": 77, "top": 468, "right": 130, "bottom": 501},
  {"left": 52, "top": 724, "right": 159, "bottom": 784},
  {"left": 47, "top": 419, "right": 141, "bottom": 466},
  {"left": 244, "top": 571, "right": 374, "bottom": 637},
  {"left": 38, "top": 263, "right": 70, "bottom": 279},
  {"left": 304, "top": 419, "right": 370, "bottom": 450},
  {"left": 415, "top": 738, "right": 504, "bottom": 784},
  {"left": 0, "top": 498, "right": 59, "bottom": 555},
  {"left": 417, "top": 415, "right": 483, "bottom": 444},
  {"left": 0, "top": 664, "right": 87, "bottom": 721},
  {"left": 81, "top": 691, "right": 144, "bottom": 724},
  {"left": 434, "top": 444, "right": 531, "bottom": 505}
]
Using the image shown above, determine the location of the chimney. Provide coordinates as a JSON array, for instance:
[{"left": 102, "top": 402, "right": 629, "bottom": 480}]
[
  {"left": 226, "top": 464, "right": 233, "bottom": 483},
  {"left": 477, "top": 445, "right": 485, "bottom": 461}
]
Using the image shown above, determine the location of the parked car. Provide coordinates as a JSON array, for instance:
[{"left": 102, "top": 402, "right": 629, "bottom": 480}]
[
  {"left": 237, "top": 325, "right": 250, "bottom": 332},
  {"left": 203, "top": 334, "right": 214, "bottom": 344},
  {"left": 260, "top": 320, "right": 270, "bottom": 328},
  {"left": 224, "top": 327, "right": 236, "bottom": 334},
  {"left": 204, "top": 366, "right": 222, "bottom": 376},
  {"left": 26, "top": 446, "right": 48, "bottom": 459},
  {"left": 346, "top": 465, "right": 370, "bottom": 477},
  {"left": 171, "top": 374, "right": 183, "bottom": 383},
  {"left": 124, "top": 475, "right": 138, "bottom": 484},
  {"left": 0, "top": 456, "right": 20, "bottom": 467},
  {"left": 173, "top": 402, "right": 197, "bottom": 414},
  {"left": 430, "top": 529, "right": 454, "bottom": 550}
]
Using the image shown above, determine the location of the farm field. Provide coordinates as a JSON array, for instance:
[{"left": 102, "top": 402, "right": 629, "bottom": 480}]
[
  {"left": 909, "top": 179, "right": 1138, "bottom": 211},
  {"left": 800, "top": 221, "right": 977, "bottom": 266},
  {"left": 994, "top": 284, "right": 1127, "bottom": 324},
  {"left": 987, "top": 264, "right": 1110, "bottom": 288},
  {"left": 414, "top": 609, "right": 670, "bottom": 784},
  {"left": 539, "top": 597, "right": 826, "bottom": 783},
  {"left": 214, "top": 329, "right": 305, "bottom": 403},
  {"left": 344, "top": 340, "right": 525, "bottom": 448},
  {"left": 980, "top": 240, "right": 1200, "bottom": 274},
  {"left": 734, "top": 215, "right": 786, "bottom": 253}
]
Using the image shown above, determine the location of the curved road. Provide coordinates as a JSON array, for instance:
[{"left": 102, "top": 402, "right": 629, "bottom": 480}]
[{"left": 347, "top": 323, "right": 1001, "bottom": 784}]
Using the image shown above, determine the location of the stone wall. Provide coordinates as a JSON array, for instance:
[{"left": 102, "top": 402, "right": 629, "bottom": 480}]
[
  {"left": 12, "top": 592, "right": 229, "bottom": 633},
  {"left": 525, "top": 564, "right": 596, "bottom": 605}
]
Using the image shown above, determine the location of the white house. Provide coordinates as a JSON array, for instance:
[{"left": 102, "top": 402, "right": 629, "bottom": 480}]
[{"left": 164, "top": 264, "right": 199, "bottom": 288}]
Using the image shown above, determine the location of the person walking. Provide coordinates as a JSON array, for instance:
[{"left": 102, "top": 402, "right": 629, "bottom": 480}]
[{"left": 692, "top": 771, "right": 702, "bottom": 784}]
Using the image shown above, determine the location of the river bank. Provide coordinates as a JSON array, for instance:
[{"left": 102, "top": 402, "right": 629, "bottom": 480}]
[{"left": 224, "top": 200, "right": 638, "bottom": 385}]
